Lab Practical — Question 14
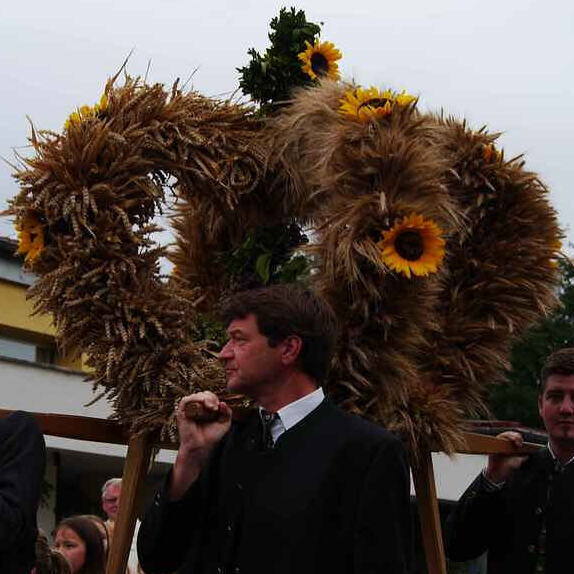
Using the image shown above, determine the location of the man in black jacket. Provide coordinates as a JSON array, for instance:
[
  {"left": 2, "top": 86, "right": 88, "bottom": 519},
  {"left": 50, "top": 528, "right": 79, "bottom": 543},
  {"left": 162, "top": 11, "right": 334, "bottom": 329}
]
[
  {"left": 0, "top": 410, "right": 46, "bottom": 574},
  {"left": 138, "top": 285, "right": 412, "bottom": 574},
  {"left": 446, "top": 348, "right": 574, "bottom": 574}
]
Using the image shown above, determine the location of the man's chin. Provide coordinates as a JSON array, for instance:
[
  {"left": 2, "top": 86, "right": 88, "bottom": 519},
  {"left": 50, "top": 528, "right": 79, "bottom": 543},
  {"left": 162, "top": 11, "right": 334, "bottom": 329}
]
[
  {"left": 552, "top": 425, "right": 574, "bottom": 442},
  {"left": 226, "top": 376, "right": 244, "bottom": 393}
]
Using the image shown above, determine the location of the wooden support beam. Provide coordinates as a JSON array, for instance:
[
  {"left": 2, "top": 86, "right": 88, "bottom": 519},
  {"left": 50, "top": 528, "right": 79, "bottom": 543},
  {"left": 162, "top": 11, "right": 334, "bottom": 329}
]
[
  {"left": 412, "top": 449, "right": 447, "bottom": 574},
  {"left": 0, "top": 408, "right": 543, "bottom": 455},
  {"left": 0, "top": 408, "right": 129, "bottom": 445},
  {"left": 106, "top": 433, "right": 152, "bottom": 574},
  {"left": 459, "top": 431, "right": 542, "bottom": 455}
]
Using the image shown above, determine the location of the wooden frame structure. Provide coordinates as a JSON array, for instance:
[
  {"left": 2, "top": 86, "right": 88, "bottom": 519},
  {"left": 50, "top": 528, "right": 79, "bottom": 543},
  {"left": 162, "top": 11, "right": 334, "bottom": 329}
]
[{"left": 0, "top": 409, "right": 541, "bottom": 574}]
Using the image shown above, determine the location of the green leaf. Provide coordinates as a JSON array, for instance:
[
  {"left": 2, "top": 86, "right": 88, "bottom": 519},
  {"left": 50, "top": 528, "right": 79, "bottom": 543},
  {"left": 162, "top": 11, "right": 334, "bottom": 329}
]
[{"left": 255, "top": 252, "right": 272, "bottom": 283}]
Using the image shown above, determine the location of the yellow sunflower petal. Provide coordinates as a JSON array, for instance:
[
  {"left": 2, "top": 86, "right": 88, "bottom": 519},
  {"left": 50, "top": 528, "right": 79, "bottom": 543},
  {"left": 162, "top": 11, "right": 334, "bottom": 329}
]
[
  {"left": 298, "top": 39, "right": 342, "bottom": 81},
  {"left": 378, "top": 213, "right": 445, "bottom": 278},
  {"left": 16, "top": 215, "right": 45, "bottom": 261},
  {"left": 339, "top": 86, "right": 416, "bottom": 123}
]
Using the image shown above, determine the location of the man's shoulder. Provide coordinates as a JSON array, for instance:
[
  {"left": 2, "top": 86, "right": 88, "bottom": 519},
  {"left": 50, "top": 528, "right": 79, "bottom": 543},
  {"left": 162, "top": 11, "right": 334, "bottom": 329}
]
[{"left": 320, "top": 400, "right": 402, "bottom": 448}]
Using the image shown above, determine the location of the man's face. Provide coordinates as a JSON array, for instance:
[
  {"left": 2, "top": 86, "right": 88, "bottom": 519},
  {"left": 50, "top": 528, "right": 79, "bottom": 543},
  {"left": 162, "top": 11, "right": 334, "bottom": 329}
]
[
  {"left": 102, "top": 483, "right": 121, "bottom": 521},
  {"left": 219, "top": 314, "right": 284, "bottom": 397},
  {"left": 539, "top": 374, "right": 574, "bottom": 447}
]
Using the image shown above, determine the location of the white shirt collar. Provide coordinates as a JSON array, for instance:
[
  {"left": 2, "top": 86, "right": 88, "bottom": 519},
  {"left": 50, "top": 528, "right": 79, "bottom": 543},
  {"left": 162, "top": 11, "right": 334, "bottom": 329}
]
[
  {"left": 258, "top": 387, "right": 325, "bottom": 444},
  {"left": 277, "top": 386, "right": 325, "bottom": 431},
  {"left": 548, "top": 443, "right": 574, "bottom": 468}
]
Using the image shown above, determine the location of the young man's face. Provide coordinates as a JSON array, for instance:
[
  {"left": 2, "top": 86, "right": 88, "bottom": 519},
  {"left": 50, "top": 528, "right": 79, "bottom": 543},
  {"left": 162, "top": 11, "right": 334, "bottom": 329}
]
[
  {"left": 539, "top": 374, "right": 574, "bottom": 447},
  {"left": 102, "top": 483, "right": 121, "bottom": 521},
  {"left": 219, "top": 314, "right": 285, "bottom": 397}
]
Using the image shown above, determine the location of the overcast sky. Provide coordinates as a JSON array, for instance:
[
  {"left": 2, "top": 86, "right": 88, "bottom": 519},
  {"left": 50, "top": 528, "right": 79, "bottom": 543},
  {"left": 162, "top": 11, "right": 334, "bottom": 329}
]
[{"left": 2, "top": 0, "right": 573, "bottom": 248}]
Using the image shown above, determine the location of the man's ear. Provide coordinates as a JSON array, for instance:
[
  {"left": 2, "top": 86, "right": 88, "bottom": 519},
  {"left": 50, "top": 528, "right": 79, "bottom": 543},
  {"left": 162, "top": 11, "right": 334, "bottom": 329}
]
[{"left": 280, "top": 335, "right": 303, "bottom": 366}]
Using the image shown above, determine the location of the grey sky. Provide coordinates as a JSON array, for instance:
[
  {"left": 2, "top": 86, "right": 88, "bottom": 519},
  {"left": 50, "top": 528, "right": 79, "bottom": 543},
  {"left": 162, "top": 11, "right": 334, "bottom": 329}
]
[{"left": 1, "top": 0, "right": 573, "bottom": 249}]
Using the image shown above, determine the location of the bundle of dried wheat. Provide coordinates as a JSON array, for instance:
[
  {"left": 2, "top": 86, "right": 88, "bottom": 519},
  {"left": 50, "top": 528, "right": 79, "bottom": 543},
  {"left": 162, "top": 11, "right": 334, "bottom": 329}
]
[
  {"left": 267, "top": 81, "right": 562, "bottom": 454},
  {"left": 7, "top": 73, "right": 563, "bottom": 456},
  {"left": 8, "top": 76, "right": 267, "bottom": 437}
]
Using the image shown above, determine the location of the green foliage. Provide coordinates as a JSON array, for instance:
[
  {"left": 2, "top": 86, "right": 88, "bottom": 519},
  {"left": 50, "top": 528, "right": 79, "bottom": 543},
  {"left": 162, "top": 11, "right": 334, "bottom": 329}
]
[
  {"left": 487, "top": 257, "right": 574, "bottom": 427},
  {"left": 233, "top": 8, "right": 317, "bottom": 292},
  {"left": 195, "top": 313, "right": 228, "bottom": 346},
  {"left": 219, "top": 223, "right": 310, "bottom": 289},
  {"left": 237, "top": 7, "right": 321, "bottom": 113}
]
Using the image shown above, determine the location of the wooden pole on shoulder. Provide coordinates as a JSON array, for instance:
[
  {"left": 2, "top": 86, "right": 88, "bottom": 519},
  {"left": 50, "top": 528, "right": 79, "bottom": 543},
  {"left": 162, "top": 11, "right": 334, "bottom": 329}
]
[{"left": 106, "top": 433, "right": 152, "bottom": 574}]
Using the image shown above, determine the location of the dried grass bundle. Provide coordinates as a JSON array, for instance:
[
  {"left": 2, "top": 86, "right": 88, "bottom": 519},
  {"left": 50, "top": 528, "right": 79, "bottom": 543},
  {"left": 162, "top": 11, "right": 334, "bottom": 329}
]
[
  {"left": 8, "top": 76, "right": 266, "bottom": 437},
  {"left": 266, "top": 81, "right": 562, "bottom": 455},
  {"left": 8, "top": 75, "right": 562, "bottom": 457}
]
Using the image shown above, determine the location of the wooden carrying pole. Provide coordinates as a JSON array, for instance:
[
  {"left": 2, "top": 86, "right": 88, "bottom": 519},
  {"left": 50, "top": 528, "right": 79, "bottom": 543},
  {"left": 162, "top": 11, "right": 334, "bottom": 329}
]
[
  {"left": 0, "top": 409, "right": 542, "bottom": 574},
  {"left": 412, "top": 432, "right": 542, "bottom": 574},
  {"left": 106, "top": 433, "right": 153, "bottom": 574},
  {"left": 412, "top": 449, "right": 447, "bottom": 574}
]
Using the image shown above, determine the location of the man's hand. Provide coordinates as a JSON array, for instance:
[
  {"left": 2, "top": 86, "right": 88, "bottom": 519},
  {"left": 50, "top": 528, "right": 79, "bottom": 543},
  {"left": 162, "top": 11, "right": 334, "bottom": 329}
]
[
  {"left": 169, "top": 391, "right": 232, "bottom": 500},
  {"left": 485, "top": 431, "right": 528, "bottom": 484}
]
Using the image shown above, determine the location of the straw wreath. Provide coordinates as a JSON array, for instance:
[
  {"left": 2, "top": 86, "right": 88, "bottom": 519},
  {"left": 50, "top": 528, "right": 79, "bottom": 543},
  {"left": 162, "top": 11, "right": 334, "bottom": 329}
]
[
  {"left": 266, "top": 81, "right": 562, "bottom": 453},
  {"left": 8, "top": 75, "right": 562, "bottom": 455},
  {"left": 8, "top": 76, "right": 272, "bottom": 438}
]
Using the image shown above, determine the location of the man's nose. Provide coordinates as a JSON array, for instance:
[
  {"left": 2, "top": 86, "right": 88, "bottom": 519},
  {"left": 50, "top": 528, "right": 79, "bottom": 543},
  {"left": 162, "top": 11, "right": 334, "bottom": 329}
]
[
  {"left": 218, "top": 341, "right": 233, "bottom": 360},
  {"left": 559, "top": 395, "right": 574, "bottom": 414}
]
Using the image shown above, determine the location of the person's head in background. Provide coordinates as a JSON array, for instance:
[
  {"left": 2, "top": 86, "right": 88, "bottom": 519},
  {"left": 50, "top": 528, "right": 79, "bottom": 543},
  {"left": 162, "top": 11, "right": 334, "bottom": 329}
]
[
  {"left": 101, "top": 478, "right": 122, "bottom": 523},
  {"left": 32, "top": 530, "right": 71, "bottom": 574},
  {"left": 53, "top": 516, "right": 106, "bottom": 574},
  {"left": 539, "top": 348, "right": 574, "bottom": 463}
]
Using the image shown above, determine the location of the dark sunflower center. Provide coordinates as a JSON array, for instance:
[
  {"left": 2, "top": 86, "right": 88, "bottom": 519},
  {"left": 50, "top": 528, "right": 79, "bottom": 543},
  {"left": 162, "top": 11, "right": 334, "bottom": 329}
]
[
  {"left": 311, "top": 53, "right": 329, "bottom": 76},
  {"left": 395, "top": 230, "right": 424, "bottom": 261},
  {"left": 358, "top": 98, "right": 390, "bottom": 111}
]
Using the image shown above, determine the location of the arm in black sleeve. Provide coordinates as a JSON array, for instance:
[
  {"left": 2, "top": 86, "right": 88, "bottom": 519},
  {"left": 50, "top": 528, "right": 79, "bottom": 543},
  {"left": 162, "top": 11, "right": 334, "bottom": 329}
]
[
  {"left": 137, "top": 470, "right": 206, "bottom": 574},
  {"left": 354, "top": 436, "right": 412, "bottom": 574},
  {"left": 445, "top": 473, "right": 506, "bottom": 562},
  {"left": 0, "top": 411, "right": 46, "bottom": 552},
  {"left": 138, "top": 438, "right": 225, "bottom": 574}
]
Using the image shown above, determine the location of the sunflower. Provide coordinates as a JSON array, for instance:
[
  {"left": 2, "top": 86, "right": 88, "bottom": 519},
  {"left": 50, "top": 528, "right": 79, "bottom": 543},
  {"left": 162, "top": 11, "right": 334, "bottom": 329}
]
[
  {"left": 298, "top": 40, "right": 342, "bottom": 81},
  {"left": 16, "top": 214, "right": 45, "bottom": 262},
  {"left": 378, "top": 214, "right": 445, "bottom": 278},
  {"left": 339, "top": 86, "right": 416, "bottom": 123},
  {"left": 65, "top": 93, "right": 108, "bottom": 130}
]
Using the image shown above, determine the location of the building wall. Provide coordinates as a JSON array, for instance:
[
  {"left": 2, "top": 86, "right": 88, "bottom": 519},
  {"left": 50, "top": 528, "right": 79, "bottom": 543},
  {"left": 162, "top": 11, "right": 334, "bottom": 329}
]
[
  {"left": 0, "top": 241, "right": 173, "bottom": 540},
  {"left": 0, "top": 255, "right": 84, "bottom": 370},
  {"left": 0, "top": 278, "right": 54, "bottom": 335},
  {"left": 1, "top": 357, "right": 175, "bottom": 537}
]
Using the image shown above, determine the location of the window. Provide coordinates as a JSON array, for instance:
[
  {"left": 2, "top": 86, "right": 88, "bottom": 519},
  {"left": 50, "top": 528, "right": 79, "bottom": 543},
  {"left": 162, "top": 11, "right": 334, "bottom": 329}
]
[{"left": 0, "top": 335, "right": 55, "bottom": 364}]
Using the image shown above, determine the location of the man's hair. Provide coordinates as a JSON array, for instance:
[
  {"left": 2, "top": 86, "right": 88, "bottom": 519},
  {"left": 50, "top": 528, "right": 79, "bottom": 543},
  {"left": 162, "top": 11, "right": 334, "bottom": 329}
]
[
  {"left": 101, "top": 477, "right": 122, "bottom": 496},
  {"left": 540, "top": 347, "right": 574, "bottom": 392},
  {"left": 221, "top": 284, "right": 338, "bottom": 383}
]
